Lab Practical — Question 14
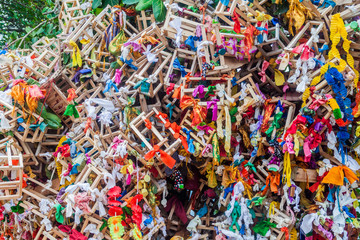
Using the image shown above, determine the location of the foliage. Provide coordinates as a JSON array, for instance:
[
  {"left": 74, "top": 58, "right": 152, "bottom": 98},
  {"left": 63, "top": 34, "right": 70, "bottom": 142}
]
[
  {"left": 92, "top": 0, "right": 121, "bottom": 9},
  {"left": 0, "top": 0, "right": 61, "bottom": 49},
  {"left": 0, "top": 0, "right": 167, "bottom": 49},
  {"left": 100, "top": 0, "right": 167, "bottom": 22}
]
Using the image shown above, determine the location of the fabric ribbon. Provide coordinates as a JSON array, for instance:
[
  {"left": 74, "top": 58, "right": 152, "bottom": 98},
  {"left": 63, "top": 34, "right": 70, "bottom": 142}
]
[
  {"left": 69, "top": 40, "right": 82, "bottom": 67},
  {"left": 274, "top": 68, "right": 285, "bottom": 86},
  {"left": 143, "top": 44, "right": 158, "bottom": 63},
  {"left": 204, "top": 85, "right": 216, "bottom": 99},
  {"left": 63, "top": 103, "right": 79, "bottom": 118},
  {"left": 224, "top": 106, "right": 232, "bottom": 152},
  {"left": 71, "top": 69, "right": 92, "bottom": 83},
  {"left": 164, "top": 196, "right": 188, "bottom": 224},
  {"left": 216, "top": 84, "right": 234, "bottom": 103},
  {"left": 281, "top": 227, "right": 289, "bottom": 240},
  {"left": 284, "top": 115, "right": 307, "bottom": 137},
  {"left": 120, "top": 57, "right": 138, "bottom": 70},
  {"left": 193, "top": 85, "right": 206, "bottom": 98},
  {"left": 54, "top": 204, "right": 65, "bottom": 224},
  {"left": 169, "top": 17, "right": 183, "bottom": 48},
  {"left": 144, "top": 145, "right": 176, "bottom": 169},
  {"left": 166, "top": 121, "right": 189, "bottom": 152},
  {"left": 207, "top": 99, "right": 219, "bottom": 122},
  {"left": 29, "top": 122, "right": 47, "bottom": 132},
  {"left": 197, "top": 125, "right": 214, "bottom": 134},
  {"left": 66, "top": 88, "right": 77, "bottom": 102},
  {"left": 243, "top": 24, "right": 259, "bottom": 61},
  {"left": 182, "top": 128, "right": 194, "bottom": 154},
  {"left": 173, "top": 58, "right": 187, "bottom": 77},
  {"left": 166, "top": 83, "right": 175, "bottom": 95},
  {"left": 133, "top": 79, "right": 150, "bottom": 93},
  {"left": 265, "top": 111, "right": 283, "bottom": 137},
  {"left": 144, "top": 119, "right": 152, "bottom": 129},
  {"left": 322, "top": 166, "right": 359, "bottom": 186},
  {"left": 123, "top": 41, "right": 141, "bottom": 52},
  {"left": 253, "top": 219, "right": 277, "bottom": 236},
  {"left": 112, "top": 137, "right": 128, "bottom": 158},
  {"left": 283, "top": 151, "right": 292, "bottom": 187},
  {"left": 258, "top": 60, "right": 269, "bottom": 83},
  {"left": 103, "top": 80, "right": 119, "bottom": 94},
  {"left": 180, "top": 96, "right": 207, "bottom": 126},
  {"left": 317, "top": 224, "right": 333, "bottom": 240},
  {"left": 114, "top": 69, "right": 122, "bottom": 84},
  {"left": 212, "top": 133, "right": 220, "bottom": 165},
  {"left": 262, "top": 171, "right": 280, "bottom": 195},
  {"left": 165, "top": 103, "right": 175, "bottom": 119},
  {"left": 0, "top": 111, "right": 11, "bottom": 132},
  {"left": 232, "top": 11, "right": 241, "bottom": 33}
]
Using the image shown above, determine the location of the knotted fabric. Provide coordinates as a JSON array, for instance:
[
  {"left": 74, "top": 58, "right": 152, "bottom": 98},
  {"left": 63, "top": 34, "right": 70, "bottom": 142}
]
[
  {"left": 258, "top": 60, "right": 269, "bottom": 83},
  {"left": 69, "top": 40, "right": 82, "bottom": 67},
  {"left": 322, "top": 166, "right": 358, "bottom": 186},
  {"left": 180, "top": 96, "right": 207, "bottom": 126},
  {"left": 144, "top": 145, "right": 176, "bottom": 169}
]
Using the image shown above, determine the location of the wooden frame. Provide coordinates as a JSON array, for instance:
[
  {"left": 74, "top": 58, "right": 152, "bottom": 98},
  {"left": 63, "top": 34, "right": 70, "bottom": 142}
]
[
  {"left": 75, "top": 128, "right": 104, "bottom": 158},
  {"left": 130, "top": 109, "right": 182, "bottom": 170},
  {"left": 164, "top": 48, "right": 198, "bottom": 88},
  {"left": 126, "top": 24, "right": 168, "bottom": 68},
  {"left": 0, "top": 65, "right": 15, "bottom": 89},
  {"left": 214, "top": 0, "right": 266, "bottom": 26},
  {"left": 246, "top": 59, "right": 283, "bottom": 94},
  {"left": 64, "top": 15, "right": 102, "bottom": 58},
  {"left": 126, "top": 51, "right": 171, "bottom": 98},
  {"left": 58, "top": 0, "right": 92, "bottom": 34},
  {"left": 41, "top": 76, "right": 77, "bottom": 128},
  {"left": 181, "top": 76, "right": 233, "bottom": 107},
  {"left": 32, "top": 37, "right": 61, "bottom": 55},
  {"left": 161, "top": 94, "right": 181, "bottom": 121},
  {"left": 0, "top": 98, "right": 47, "bottom": 143},
  {"left": 180, "top": 111, "right": 215, "bottom": 156},
  {"left": 283, "top": 21, "right": 329, "bottom": 59},
  {"left": 136, "top": 11, "right": 156, "bottom": 31},
  {"left": 21, "top": 49, "right": 60, "bottom": 79},
  {"left": 255, "top": 23, "right": 290, "bottom": 58},
  {"left": 163, "top": 11, "right": 202, "bottom": 42},
  {"left": 269, "top": 208, "right": 294, "bottom": 240},
  {"left": 0, "top": 138, "right": 23, "bottom": 200}
]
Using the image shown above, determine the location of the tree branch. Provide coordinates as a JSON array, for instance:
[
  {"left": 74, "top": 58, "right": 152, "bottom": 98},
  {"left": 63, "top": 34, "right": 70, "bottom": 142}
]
[
  {"left": 1, "top": 28, "right": 24, "bottom": 33},
  {"left": 8, "top": 16, "right": 57, "bottom": 48},
  {"left": 43, "top": 0, "right": 60, "bottom": 15}
]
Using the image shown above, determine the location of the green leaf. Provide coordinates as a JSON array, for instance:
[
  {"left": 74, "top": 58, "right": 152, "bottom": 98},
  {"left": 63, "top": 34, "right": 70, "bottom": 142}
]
[
  {"left": 103, "top": 0, "right": 119, "bottom": 7},
  {"left": 25, "top": 26, "right": 32, "bottom": 33},
  {"left": 152, "top": 0, "right": 166, "bottom": 22},
  {"left": 35, "top": 27, "right": 45, "bottom": 36},
  {"left": 92, "top": 0, "right": 102, "bottom": 9},
  {"left": 46, "top": 23, "right": 53, "bottom": 34},
  {"left": 42, "top": 7, "right": 50, "bottom": 14},
  {"left": 135, "top": 0, "right": 153, "bottom": 11},
  {"left": 62, "top": 53, "right": 70, "bottom": 65},
  {"left": 123, "top": 0, "right": 139, "bottom": 5},
  {"left": 95, "top": 7, "right": 104, "bottom": 15},
  {"left": 32, "top": 37, "right": 39, "bottom": 44}
]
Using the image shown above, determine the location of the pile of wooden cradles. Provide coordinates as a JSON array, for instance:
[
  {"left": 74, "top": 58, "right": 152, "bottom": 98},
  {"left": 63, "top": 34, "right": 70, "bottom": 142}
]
[{"left": 2, "top": 0, "right": 360, "bottom": 239}]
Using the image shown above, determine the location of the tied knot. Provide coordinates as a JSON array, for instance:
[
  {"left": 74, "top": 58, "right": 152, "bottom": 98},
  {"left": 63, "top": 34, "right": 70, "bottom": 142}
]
[
  {"left": 258, "top": 60, "right": 270, "bottom": 83},
  {"left": 153, "top": 145, "right": 160, "bottom": 152}
]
